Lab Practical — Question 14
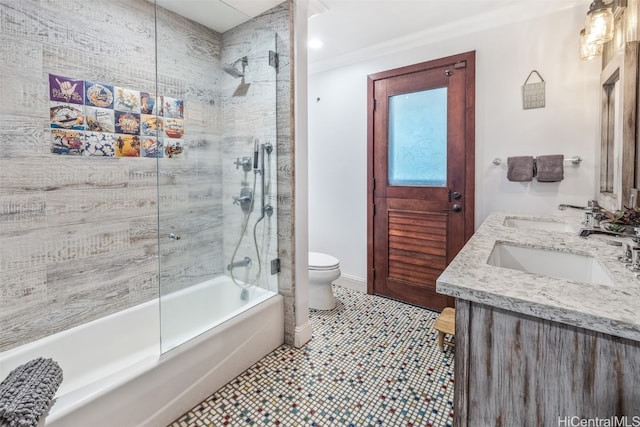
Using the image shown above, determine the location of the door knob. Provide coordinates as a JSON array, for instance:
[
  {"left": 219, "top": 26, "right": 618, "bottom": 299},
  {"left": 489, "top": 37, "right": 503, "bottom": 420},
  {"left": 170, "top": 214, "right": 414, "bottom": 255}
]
[{"left": 443, "top": 204, "right": 462, "bottom": 213}]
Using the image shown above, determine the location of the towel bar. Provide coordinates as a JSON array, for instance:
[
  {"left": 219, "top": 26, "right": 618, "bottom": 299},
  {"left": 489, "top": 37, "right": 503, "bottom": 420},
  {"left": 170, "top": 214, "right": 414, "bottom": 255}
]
[{"left": 492, "top": 156, "right": 581, "bottom": 166}]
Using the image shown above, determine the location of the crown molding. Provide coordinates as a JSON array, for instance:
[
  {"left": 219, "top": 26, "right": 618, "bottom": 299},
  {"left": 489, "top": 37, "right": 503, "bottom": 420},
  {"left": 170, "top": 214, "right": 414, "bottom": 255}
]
[{"left": 309, "top": 1, "right": 587, "bottom": 75}]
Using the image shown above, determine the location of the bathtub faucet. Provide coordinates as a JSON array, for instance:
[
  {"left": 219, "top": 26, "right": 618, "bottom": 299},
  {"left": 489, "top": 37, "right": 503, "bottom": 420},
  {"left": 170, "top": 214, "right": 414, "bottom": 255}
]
[{"left": 227, "top": 256, "right": 252, "bottom": 270}]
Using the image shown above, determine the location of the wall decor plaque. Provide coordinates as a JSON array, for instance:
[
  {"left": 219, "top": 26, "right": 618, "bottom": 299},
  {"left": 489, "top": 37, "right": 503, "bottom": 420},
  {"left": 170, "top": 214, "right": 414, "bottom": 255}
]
[{"left": 522, "top": 70, "right": 545, "bottom": 109}]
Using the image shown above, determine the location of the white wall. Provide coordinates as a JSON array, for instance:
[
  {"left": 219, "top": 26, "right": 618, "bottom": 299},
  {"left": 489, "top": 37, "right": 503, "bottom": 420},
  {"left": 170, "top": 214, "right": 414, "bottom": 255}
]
[
  {"left": 308, "top": 5, "right": 602, "bottom": 280},
  {"left": 293, "top": 0, "right": 312, "bottom": 347}
]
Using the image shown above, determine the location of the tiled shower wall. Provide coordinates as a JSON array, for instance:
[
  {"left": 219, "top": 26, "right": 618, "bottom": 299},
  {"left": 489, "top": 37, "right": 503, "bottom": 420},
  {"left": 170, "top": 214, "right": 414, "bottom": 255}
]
[
  {"left": 220, "top": 20, "right": 279, "bottom": 296},
  {"left": 0, "top": 0, "right": 294, "bottom": 351},
  {"left": 221, "top": 2, "right": 295, "bottom": 345}
]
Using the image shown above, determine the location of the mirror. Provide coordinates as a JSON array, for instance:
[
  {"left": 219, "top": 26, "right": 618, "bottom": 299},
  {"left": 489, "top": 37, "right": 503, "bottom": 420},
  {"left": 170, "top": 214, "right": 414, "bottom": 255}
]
[{"left": 597, "top": 41, "right": 639, "bottom": 212}]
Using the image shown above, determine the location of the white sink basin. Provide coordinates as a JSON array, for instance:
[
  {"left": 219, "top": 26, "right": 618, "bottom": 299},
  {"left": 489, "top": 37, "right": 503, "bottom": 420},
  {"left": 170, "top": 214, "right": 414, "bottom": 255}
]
[
  {"left": 487, "top": 242, "right": 614, "bottom": 286},
  {"left": 503, "top": 217, "right": 576, "bottom": 233}
]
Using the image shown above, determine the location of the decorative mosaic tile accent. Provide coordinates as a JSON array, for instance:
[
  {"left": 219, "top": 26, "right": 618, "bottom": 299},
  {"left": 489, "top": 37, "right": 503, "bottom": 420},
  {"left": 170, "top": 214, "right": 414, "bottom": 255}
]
[{"left": 169, "top": 286, "right": 455, "bottom": 427}]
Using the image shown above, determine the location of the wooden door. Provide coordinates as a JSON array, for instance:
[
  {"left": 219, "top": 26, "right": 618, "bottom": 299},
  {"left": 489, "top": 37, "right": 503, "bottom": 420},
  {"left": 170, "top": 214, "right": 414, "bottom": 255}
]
[{"left": 367, "top": 52, "right": 475, "bottom": 311}]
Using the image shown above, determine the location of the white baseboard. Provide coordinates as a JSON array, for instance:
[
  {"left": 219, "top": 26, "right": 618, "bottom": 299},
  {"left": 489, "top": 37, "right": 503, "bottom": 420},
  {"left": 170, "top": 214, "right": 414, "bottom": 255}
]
[
  {"left": 294, "top": 321, "right": 313, "bottom": 348},
  {"left": 334, "top": 274, "right": 367, "bottom": 293}
]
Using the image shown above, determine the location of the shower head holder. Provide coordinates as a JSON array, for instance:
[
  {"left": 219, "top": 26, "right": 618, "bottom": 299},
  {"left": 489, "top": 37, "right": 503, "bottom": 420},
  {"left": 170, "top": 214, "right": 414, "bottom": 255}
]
[{"left": 236, "top": 56, "right": 248, "bottom": 69}]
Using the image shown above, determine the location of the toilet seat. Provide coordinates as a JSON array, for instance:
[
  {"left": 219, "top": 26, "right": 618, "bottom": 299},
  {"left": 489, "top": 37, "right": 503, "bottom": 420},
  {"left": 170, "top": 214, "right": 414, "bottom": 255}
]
[{"left": 309, "top": 252, "right": 339, "bottom": 271}]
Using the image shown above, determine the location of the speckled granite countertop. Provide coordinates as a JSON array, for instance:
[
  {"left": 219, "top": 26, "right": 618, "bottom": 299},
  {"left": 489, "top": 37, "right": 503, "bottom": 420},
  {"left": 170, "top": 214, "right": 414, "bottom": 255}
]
[{"left": 436, "top": 211, "right": 640, "bottom": 342}]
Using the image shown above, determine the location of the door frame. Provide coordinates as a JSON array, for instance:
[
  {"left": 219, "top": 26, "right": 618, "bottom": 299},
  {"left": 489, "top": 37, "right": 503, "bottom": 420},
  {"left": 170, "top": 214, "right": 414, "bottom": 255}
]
[{"left": 366, "top": 51, "right": 476, "bottom": 296}]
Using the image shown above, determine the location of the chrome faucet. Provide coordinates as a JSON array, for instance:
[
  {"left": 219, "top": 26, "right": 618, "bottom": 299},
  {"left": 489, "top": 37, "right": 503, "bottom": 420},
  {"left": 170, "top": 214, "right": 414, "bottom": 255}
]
[
  {"left": 577, "top": 227, "right": 623, "bottom": 237},
  {"left": 558, "top": 200, "right": 603, "bottom": 228},
  {"left": 557, "top": 200, "right": 599, "bottom": 211},
  {"left": 626, "top": 240, "right": 640, "bottom": 273},
  {"left": 622, "top": 229, "right": 640, "bottom": 274},
  {"left": 585, "top": 207, "right": 607, "bottom": 229},
  {"left": 619, "top": 240, "right": 633, "bottom": 264},
  {"left": 227, "top": 256, "right": 252, "bottom": 270},
  {"left": 558, "top": 204, "right": 590, "bottom": 210}
]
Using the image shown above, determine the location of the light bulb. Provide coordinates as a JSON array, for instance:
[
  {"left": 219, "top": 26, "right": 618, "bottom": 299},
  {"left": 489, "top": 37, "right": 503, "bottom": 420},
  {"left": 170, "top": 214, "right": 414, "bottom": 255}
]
[
  {"left": 580, "top": 28, "right": 603, "bottom": 60},
  {"left": 585, "top": 0, "right": 614, "bottom": 45}
]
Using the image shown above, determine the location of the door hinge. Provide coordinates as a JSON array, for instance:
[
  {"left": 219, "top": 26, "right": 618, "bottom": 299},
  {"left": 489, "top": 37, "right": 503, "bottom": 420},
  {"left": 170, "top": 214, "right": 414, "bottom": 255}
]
[
  {"left": 270, "top": 258, "right": 281, "bottom": 275},
  {"left": 372, "top": 268, "right": 376, "bottom": 279},
  {"left": 454, "top": 60, "right": 466, "bottom": 69},
  {"left": 269, "top": 50, "right": 279, "bottom": 70},
  {"left": 373, "top": 98, "right": 377, "bottom": 111},
  {"left": 372, "top": 178, "right": 376, "bottom": 191},
  {"left": 373, "top": 204, "right": 376, "bottom": 216}
]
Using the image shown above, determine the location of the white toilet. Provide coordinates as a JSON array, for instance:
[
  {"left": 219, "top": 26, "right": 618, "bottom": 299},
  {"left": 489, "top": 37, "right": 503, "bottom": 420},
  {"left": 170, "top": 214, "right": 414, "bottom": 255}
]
[{"left": 308, "top": 252, "right": 341, "bottom": 310}]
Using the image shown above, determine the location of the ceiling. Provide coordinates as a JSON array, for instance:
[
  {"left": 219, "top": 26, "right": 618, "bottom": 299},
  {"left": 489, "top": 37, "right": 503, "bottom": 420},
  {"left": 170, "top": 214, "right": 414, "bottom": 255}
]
[
  {"left": 154, "top": 0, "right": 283, "bottom": 33},
  {"left": 155, "top": 0, "right": 591, "bottom": 71}
]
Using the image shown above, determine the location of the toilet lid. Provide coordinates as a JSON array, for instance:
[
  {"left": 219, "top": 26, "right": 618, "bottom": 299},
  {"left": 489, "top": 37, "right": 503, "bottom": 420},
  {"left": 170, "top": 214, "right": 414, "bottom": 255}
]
[{"left": 309, "top": 252, "right": 339, "bottom": 270}]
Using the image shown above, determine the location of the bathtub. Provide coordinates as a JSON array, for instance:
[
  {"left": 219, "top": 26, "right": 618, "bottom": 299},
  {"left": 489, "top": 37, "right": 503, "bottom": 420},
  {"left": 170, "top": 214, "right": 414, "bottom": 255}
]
[{"left": 0, "top": 276, "right": 283, "bottom": 427}]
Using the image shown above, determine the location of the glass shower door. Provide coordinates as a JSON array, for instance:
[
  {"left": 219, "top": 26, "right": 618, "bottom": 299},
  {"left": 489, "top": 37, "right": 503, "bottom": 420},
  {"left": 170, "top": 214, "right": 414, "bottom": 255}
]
[{"left": 155, "top": 8, "right": 278, "bottom": 353}]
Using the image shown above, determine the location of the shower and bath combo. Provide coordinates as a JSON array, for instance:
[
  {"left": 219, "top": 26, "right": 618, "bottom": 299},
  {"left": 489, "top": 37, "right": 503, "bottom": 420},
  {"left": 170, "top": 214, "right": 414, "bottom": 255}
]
[
  {"left": 228, "top": 138, "right": 273, "bottom": 293},
  {"left": 225, "top": 53, "right": 278, "bottom": 296}
]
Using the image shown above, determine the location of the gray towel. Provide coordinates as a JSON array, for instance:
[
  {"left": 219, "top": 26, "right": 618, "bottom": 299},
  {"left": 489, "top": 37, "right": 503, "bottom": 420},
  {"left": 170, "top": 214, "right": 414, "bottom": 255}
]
[
  {"left": 536, "top": 154, "right": 564, "bottom": 182},
  {"left": 0, "top": 358, "right": 63, "bottom": 427},
  {"left": 507, "top": 156, "right": 535, "bottom": 182}
]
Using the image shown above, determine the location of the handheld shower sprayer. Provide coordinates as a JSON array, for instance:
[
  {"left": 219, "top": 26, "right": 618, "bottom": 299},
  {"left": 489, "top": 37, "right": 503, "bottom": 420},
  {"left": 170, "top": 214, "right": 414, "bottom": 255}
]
[
  {"left": 253, "top": 139, "right": 260, "bottom": 170},
  {"left": 229, "top": 139, "right": 274, "bottom": 291}
]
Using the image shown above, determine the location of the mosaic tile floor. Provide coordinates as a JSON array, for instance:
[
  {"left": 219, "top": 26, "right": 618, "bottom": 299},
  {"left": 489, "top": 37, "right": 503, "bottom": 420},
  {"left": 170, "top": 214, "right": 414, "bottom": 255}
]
[{"left": 169, "top": 286, "right": 455, "bottom": 427}]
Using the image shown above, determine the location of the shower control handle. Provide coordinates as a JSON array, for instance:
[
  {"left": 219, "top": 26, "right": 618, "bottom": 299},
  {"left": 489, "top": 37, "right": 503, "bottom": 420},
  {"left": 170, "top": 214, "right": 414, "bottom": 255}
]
[
  {"left": 169, "top": 233, "right": 181, "bottom": 240},
  {"left": 234, "top": 156, "right": 252, "bottom": 172},
  {"left": 233, "top": 196, "right": 252, "bottom": 205},
  {"left": 234, "top": 187, "right": 254, "bottom": 214}
]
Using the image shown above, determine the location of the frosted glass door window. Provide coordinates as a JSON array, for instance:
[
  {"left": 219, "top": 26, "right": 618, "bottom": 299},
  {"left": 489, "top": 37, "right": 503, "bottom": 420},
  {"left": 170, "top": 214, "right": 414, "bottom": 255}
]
[{"left": 388, "top": 87, "right": 447, "bottom": 186}]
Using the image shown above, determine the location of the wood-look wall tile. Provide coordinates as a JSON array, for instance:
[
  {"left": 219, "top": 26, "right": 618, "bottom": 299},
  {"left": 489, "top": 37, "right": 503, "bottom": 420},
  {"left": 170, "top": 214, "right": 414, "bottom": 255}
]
[
  {"left": 0, "top": 0, "right": 49, "bottom": 43},
  {"left": 45, "top": 188, "right": 157, "bottom": 226},
  {"left": 0, "top": 232, "right": 47, "bottom": 273},
  {"left": 0, "top": 0, "right": 292, "bottom": 351},
  {"left": 0, "top": 267, "right": 47, "bottom": 309},
  {"left": 0, "top": 36, "right": 42, "bottom": 78},
  {"left": 0, "top": 120, "right": 48, "bottom": 159},
  {"left": 0, "top": 193, "right": 46, "bottom": 233}
]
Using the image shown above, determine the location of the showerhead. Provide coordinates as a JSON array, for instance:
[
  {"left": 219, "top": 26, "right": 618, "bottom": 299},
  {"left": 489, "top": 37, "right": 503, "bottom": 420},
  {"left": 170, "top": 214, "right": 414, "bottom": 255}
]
[
  {"left": 223, "top": 64, "right": 244, "bottom": 78},
  {"left": 223, "top": 56, "right": 248, "bottom": 78}
]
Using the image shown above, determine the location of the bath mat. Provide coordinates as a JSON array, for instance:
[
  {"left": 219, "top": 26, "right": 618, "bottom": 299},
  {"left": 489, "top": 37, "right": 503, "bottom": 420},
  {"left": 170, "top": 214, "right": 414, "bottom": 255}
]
[{"left": 0, "top": 357, "right": 63, "bottom": 427}]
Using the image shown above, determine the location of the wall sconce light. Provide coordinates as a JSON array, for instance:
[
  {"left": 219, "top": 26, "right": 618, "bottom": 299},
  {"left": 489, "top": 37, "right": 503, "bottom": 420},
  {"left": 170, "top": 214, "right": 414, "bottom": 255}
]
[
  {"left": 580, "top": 28, "right": 604, "bottom": 59},
  {"left": 585, "top": 0, "right": 615, "bottom": 45}
]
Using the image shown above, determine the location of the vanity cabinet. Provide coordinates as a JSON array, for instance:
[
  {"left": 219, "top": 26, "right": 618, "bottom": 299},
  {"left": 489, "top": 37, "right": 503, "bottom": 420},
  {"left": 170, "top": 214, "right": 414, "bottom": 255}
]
[
  {"left": 435, "top": 212, "right": 640, "bottom": 427},
  {"left": 453, "top": 299, "right": 640, "bottom": 426}
]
